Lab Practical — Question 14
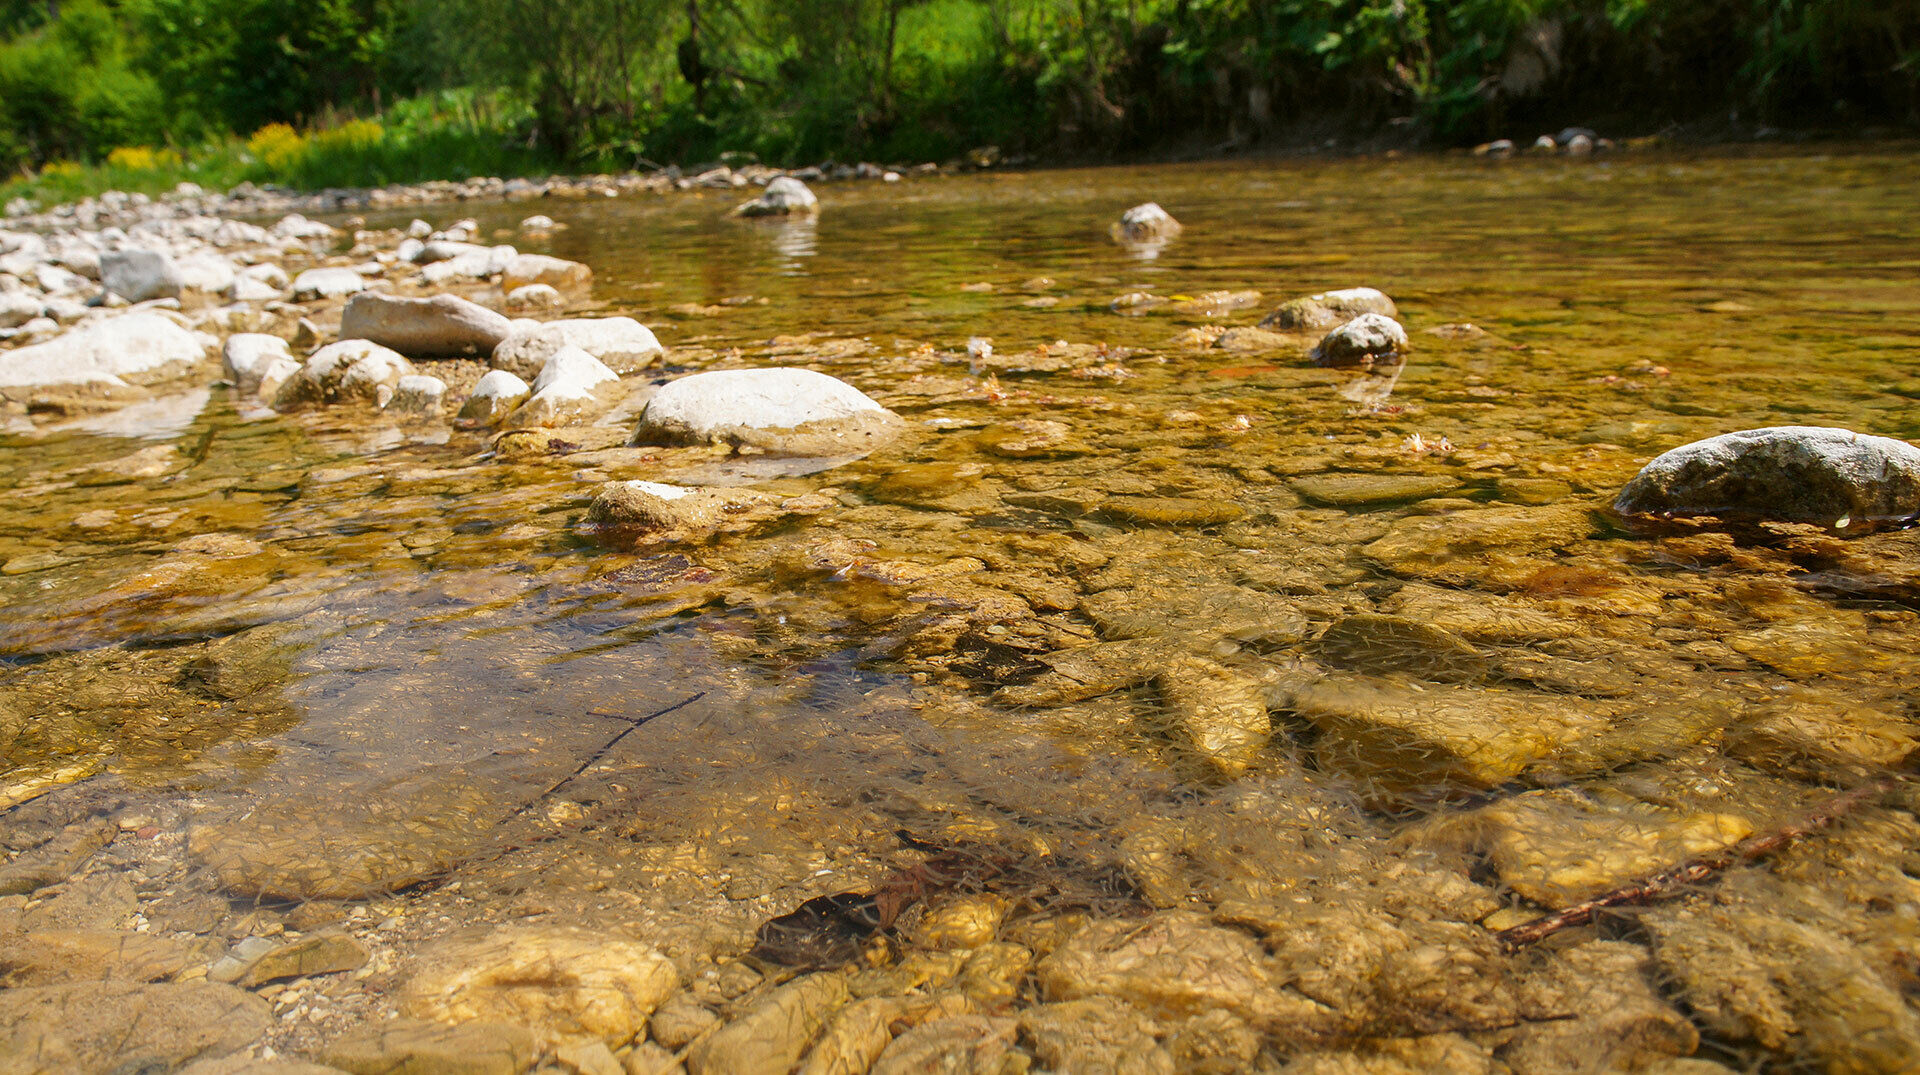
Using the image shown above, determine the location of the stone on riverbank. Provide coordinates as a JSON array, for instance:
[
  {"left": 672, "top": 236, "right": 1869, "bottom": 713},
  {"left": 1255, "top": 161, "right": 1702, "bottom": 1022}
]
[
  {"left": 490, "top": 316, "right": 663, "bottom": 378},
  {"left": 1310, "top": 312, "right": 1409, "bottom": 368},
  {"left": 1260, "top": 286, "right": 1398, "bottom": 331},
  {"left": 1111, "top": 202, "right": 1181, "bottom": 242},
  {"left": 387, "top": 374, "right": 447, "bottom": 415},
  {"left": 220, "top": 333, "right": 295, "bottom": 395},
  {"left": 272, "top": 339, "right": 416, "bottom": 410},
  {"left": 100, "top": 248, "right": 182, "bottom": 302},
  {"left": 634, "top": 367, "right": 903, "bottom": 456},
  {"left": 290, "top": 267, "right": 368, "bottom": 301},
  {"left": 504, "top": 283, "right": 562, "bottom": 310},
  {"left": 500, "top": 253, "right": 591, "bottom": 292},
  {"left": 0, "top": 311, "right": 208, "bottom": 390},
  {"left": 736, "top": 176, "right": 819, "bottom": 217},
  {"left": 339, "top": 292, "right": 513, "bottom": 357},
  {"left": 1613, "top": 426, "right": 1920, "bottom": 523}
]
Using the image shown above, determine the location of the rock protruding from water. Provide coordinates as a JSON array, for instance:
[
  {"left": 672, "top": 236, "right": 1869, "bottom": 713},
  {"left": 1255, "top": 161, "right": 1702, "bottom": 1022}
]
[
  {"left": 387, "top": 374, "right": 446, "bottom": 415},
  {"left": 271, "top": 339, "right": 416, "bottom": 410},
  {"left": 220, "top": 333, "right": 296, "bottom": 397},
  {"left": 339, "top": 292, "right": 514, "bottom": 357},
  {"left": 457, "top": 369, "right": 531, "bottom": 426},
  {"left": 500, "top": 253, "right": 591, "bottom": 292},
  {"left": 508, "top": 345, "right": 619, "bottom": 427},
  {"left": 634, "top": 367, "right": 903, "bottom": 456},
  {"left": 1613, "top": 426, "right": 1920, "bottom": 524},
  {"left": 736, "top": 176, "right": 819, "bottom": 217},
  {"left": 1111, "top": 202, "right": 1181, "bottom": 242},
  {"left": 491, "top": 317, "right": 663, "bottom": 379},
  {"left": 1260, "top": 287, "right": 1398, "bottom": 332},
  {"left": 1310, "top": 313, "right": 1409, "bottom": 368},
  {"left": 0, "top": 311, "right": 208, "bottom": 389},
  {"left": 100, "top": 249, "right": 183, "bottom": 303}
]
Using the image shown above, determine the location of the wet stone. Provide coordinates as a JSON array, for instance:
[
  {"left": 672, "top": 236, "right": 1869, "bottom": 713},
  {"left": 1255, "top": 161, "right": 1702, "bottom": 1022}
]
[
  {"left": 1474, "top": 788, "right": 1754, "bottom": 907},
  {"left": 870, "top": 1014, "right": 1019, "bottom": 1075},
  {"left": 237, "top": 931, "right": 371, "bottom": 986},
  {"left": 1019, "top": 999, "right": 1173, "bottom": 1074},
  {"left": 688, "top": 972, "right": 848, "bottom": 1075},
  {"left": 1096, "top": 497, "right": 1246, "bottom": 526},
  {"left": 321, "top": 1019, "right": 537, "bottom": 1075},
  {"left": 1289, "top": 472, "right": 1461, "bottom": 506},
  {"left": 0, "top": 981, "right": 270, "bottom": 1073}
]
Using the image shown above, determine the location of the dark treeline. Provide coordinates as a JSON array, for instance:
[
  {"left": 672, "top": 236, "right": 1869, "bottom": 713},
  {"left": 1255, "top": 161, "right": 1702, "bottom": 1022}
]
[{"left": 2, "top": 0, "right": 1916, "bottom": 178}]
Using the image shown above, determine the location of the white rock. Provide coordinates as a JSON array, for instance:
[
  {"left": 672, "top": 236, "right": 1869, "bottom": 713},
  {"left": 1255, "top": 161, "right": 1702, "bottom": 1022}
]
[
  {"left": 635, "top": 367, "right": 903, "bottom": 456},
  {"left": 500, "top": 253, "right": 590, "bottom": 292},
  {"left": 221, "top": 333, "right": 295, "bottom": 395},
  {"left": 407, "top": 219, "right": 434, "bottom": 239},
  {"left": 491, "top": 317, "right": 662, "bottom": 379},
  {"left": 520, "top": 215, "right": 555, "bottom": 231},
  {"left": 0, "top": 290, "right": 42, "bottom": 328},
  {"left": 254, "top": 355, "right": 302, "bottom": 403},
  {"left": 458, "top": 369, "right": 531, "bottom": 426},
  {"left": 272, "top": 339, "right": 416, "bottom": 410},
  {"left": 736, "top": 177, "right": 819, "bottom": 217},
  {"left": 420, "top": 246, "right": 517, "bottom": 285},
  {"left": 531, "top": 345, "right": 619, "bottom": 394},
  {"left": 1310, "top": 313, "right": 1409, "bottom": 367},
  {"left": 272, "top": 214, "right": 337, "bottom": 240},
  {"left": 504, "top": 284, "right": 563, "bottom": 310},
  {"left": 339, "top": 292, "right": 514, "bottom": 357},
  {"left": 1112, "top": 202, "right": 1181, "bottom": 242},
  {"left": 229, "top": 275, "right": 283, "bottom": 302},
  {"left": 100, "top": 249, "right": 183, "bottom": 302},
  {"left": 0, "top": 311, "right": 209, "bottom": 388},
  {"left": 291, "top": 267, "right": 368, "bottom": 301},
  {"left": 174, "top": 253, "right": 237, "bottom": 295},
  {"left": 240, "top": 263, "right": 290, "bottom": 290},
  {"left": 387, "top": 374, "right": 447, "bottom": 415},
  {"left": 396, "top": 238, "right": 425, "bottom": 264}
]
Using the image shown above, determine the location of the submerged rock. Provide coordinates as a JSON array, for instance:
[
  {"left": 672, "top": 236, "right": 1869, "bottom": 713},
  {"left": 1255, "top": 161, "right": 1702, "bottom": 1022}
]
[
  {"left": 736, "top": 176, "right": 819, "bottom": 217},
  {"left": 1613, "top": 426, "right": 1920, "bottom": 523},
  {"left": 491, "top": 316, "right": 663, "bottom": 379},
  {"left": 321, "top": 1019, "right": 535, "bottom": 1075},
  {"left": 400, "top": 924, "right": 678, "bottom": 1047},
  {"left": 1155, "top": 657, "right": 1272, "bottom": 776},
  {"left": 1111, "top": 202, "right": 1181, "bottom": 243},
  {"left": 1310, "top": 312, "right": 1409, "bottom": 368},
  {"left": 634, "top": 368, "right": 903, "bottom": 456},
  {"left": 338, "top": 291, "right": 513, "bottom": 357},
  {"left": 689, "top": 972, "right": 847, "bottom": 1075},
  {"left": 587, "top": 480, "right": 770, "bottom": 537},
  {"left": 0, "top": 981, "right": 269, "bottom": 1072},
  {"left": 1260, "top": 286, "right": 1398, "bottom": 332},
  {"left": 1475, "top": 788, "right": 1753, "bottom": 907},
  {"left": 0, "top": 311, "right": 208, "bottom": 390},
  {"left": 100, "top": 248, "right": 182, "bottom": 302}
]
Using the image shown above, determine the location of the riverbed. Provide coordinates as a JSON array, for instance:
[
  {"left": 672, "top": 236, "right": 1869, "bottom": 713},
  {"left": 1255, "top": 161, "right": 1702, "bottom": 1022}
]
[{"left": 4, "top": 145, "right": 1920, "bottom": 1073}]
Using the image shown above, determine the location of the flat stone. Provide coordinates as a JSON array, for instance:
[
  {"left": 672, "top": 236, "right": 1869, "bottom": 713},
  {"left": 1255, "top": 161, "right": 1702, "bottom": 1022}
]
[
  {"left": 635, "top": 368, "right": 902, "bottom": 457},
  {"left": 1361, "top": 503, "right": 1597, "bottom": 585},
  {"left": 1098, "top": 496, "right": 1245, "bottom": 526},
  {"left": 0, "top": 981, "right": 269, "bottom": 1073},
  {"left": 339, "top": 292, "right": 513, "bottom": 357},
  {"left": 1614, "top": 426, "right": 1920, "bottom": 523},
  {"left": 1260, "top": 287, "right": 1398, "bottom": 331},
  {"left": 290, "top": 268, "right": 368, "bottom": 301},
  {"left": 321, "top": 1019, "right": 536, "bottom": 1075},
  {"left": 238, "top": 932, "right": 370, "bottom": 986},
  {"left": 1476, "top": 789, "right": 1753, "bottom": 907},
  {"left": 400, "top": 924, "right": 677, "bottom": 1047},
  {"left": 0, "top": 311, "right": 208, "bottom": 389},
  {"left": 1290, "top": 473, "right": 1460, "bottom": 506},
  {"left": 0, "top": 928, "right": 198, "bottom": 986},
  {"left": 491, "top": 317, "right": 662, "bottom": 378}
]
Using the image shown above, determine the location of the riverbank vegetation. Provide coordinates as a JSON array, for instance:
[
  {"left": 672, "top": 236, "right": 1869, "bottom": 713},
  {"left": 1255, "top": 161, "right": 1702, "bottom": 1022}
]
[{"left": 3, "top": 0, "right": 1916, "bottom": 204}]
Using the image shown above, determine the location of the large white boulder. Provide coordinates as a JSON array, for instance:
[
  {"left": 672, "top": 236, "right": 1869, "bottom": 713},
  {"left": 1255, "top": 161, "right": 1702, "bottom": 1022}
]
[
  {"left": 633, "top": 367, "right": 902, "bottom": 456},
  {"left": 339, "top": 292, "right": 514, "bottom": 357},
  {"left": 100, "top": 249, "right": 183, "bottom": 302},
  {"left": 1615, "top": 427, "right": 1920, "bottom": 524},
  {"left": 0, "top": 311, "right": 208, "bottom": 388},
  {"left": 491, "top": 317, "right": 662, "bottom": 379}
]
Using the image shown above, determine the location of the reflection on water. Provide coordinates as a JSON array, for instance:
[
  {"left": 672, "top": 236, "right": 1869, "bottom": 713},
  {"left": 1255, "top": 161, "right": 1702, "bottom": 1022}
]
[{"left": 4, "top": 146, "right": 1920, "bottom": 1071}]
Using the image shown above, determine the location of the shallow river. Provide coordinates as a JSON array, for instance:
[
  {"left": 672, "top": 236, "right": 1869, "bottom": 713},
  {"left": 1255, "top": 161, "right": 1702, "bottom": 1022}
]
[{"left": 5, "top": 146, "right": 1920, "bottom": 1072}]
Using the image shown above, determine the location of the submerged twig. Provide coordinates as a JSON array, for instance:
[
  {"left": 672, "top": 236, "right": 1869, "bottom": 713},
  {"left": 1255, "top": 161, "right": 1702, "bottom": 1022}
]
[{"left": 1495, "top": 776, "right": 1897, "bottom": 950}]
